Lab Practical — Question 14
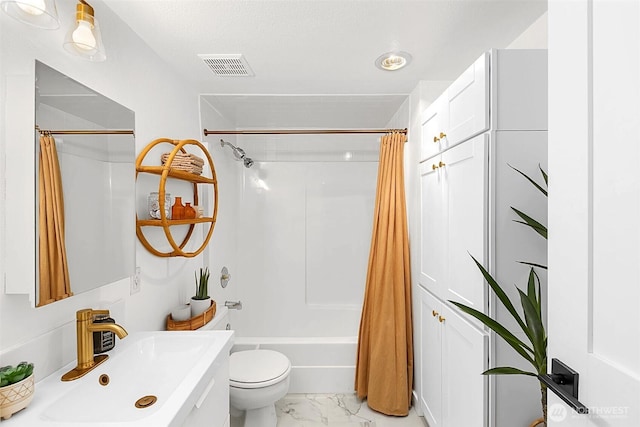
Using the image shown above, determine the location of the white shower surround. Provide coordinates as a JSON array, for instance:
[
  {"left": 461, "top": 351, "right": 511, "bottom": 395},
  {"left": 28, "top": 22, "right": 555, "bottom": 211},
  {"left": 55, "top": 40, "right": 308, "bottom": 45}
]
[{"left": 232, "top": 143, "right": 379, "bottom": 392}]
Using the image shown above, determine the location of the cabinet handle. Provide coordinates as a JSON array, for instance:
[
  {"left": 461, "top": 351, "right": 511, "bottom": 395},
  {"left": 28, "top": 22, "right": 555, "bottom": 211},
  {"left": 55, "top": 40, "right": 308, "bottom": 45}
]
[
  {"left": 432, "top": 310, "right": 439, "bottom": 317},
  {"left": 439, "top": 132, "right": 447, "bottom": 139},
  {"left": 438, "top": 161, "right": 446, "bottom": 168},
  {"left": 438, "top": 315, "right": 446, "bottom": 323},
  {"left": 432, "top": 164, "right": 439, "bottom": 170},
  {"left": 433, "top": 135, "right": 440, "bottom": 143}
]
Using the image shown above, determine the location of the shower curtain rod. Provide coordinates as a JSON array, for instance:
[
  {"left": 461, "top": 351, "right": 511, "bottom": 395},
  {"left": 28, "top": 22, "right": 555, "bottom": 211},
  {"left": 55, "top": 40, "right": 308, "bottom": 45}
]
[
  {"left": 36, "top": 126, "right": 134, "bottom": 135},
  {"left": 203, "top": 128, "right": 407, "bottom": 136}
]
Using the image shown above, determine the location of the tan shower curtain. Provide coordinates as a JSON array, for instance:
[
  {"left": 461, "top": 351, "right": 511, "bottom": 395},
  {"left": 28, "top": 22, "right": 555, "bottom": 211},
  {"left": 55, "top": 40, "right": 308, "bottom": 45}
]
[
  {"left": 355, "top": 131, "right": 413, "bottom": 416},
  {"left": 38, "top": 134, "right": 72, "bottom": 306}
]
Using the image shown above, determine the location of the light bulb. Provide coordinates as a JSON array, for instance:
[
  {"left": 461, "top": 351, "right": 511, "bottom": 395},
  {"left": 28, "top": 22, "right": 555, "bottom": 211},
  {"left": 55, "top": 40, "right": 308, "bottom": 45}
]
[
  {"left": 381, "top": 55, "right": 406, "bottom": 71},
  {"left": 72, "top": 20, "right": 96, "bottom": 51},
  {"left": 17, "top": 0, "right": 46, "bottom": 15}
]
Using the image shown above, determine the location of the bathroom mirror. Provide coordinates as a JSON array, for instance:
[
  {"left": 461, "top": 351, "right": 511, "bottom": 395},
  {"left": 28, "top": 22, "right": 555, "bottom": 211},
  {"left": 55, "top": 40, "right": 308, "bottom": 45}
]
[{"left": 35, "top": 61, "right": 135, "bottom": 306}]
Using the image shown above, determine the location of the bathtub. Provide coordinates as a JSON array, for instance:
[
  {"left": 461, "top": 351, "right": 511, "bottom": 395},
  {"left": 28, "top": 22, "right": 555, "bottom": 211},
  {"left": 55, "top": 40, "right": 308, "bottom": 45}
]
[{"left": 232, "top": 337, "right": 357, "bottom": 393}]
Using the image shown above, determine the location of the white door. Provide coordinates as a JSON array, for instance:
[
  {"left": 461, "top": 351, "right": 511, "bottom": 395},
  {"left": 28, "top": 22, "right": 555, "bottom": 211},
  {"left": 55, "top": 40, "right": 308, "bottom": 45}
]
[
  {"left": 421, "top": 97, "right": 448, "bottom": 161},
  {"left": 419, "top": 157, "right": 447, "bottom": 297},
  {"left": 440, "top": 303, "right": 488, "bottom": 427},
  {"left": 445, "top": 52, "right": 489, "bottom": 148},
  {"left": 548, "top": 1, "right": 640, "bottom": 425},
  {"left": 419, "top": 287, "right": 443, "bottom": 427},
  {"left": 443, "top": 134, "right": 488, "bottom": 314}
]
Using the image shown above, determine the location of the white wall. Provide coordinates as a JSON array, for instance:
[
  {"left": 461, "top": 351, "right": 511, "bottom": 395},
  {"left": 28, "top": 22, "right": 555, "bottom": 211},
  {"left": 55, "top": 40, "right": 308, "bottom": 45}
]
[
  {"left": 0, "top": 0, "right": 235, "bottom": 380},
  {"left": 507, "top": 12, "right": 548, "bottom": 50}
]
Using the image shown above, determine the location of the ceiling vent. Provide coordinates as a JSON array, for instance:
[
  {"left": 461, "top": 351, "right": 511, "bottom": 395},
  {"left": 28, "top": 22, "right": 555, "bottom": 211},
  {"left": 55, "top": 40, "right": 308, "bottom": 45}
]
[{"left": 198, "top": 54, "right": 254, "bottom": 77}]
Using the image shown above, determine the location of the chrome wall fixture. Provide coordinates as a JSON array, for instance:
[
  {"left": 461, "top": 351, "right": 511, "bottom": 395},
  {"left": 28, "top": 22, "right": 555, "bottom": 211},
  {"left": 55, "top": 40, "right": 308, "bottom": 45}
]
[
  {"left": 220, "top": 139, "right": 254, "bottom": 168},
  {"left": 220, "top": 267, "right": 230, "bottom": 289}
]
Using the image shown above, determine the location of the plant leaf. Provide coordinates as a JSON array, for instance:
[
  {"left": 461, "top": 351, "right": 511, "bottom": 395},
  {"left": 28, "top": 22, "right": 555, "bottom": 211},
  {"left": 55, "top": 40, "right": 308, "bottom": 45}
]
[
  {"left": 518, "top": 288, "right": 546, "bottom": 373},
  {"left": 527, "top": 267, "right": 536, "bottom": 304},
  {"left": 509, "top": 164, "right": 548, "bottom": 197},
  {"left": 469, "top": 255, "right": 532, "bottom": 341},
  {"left": 529, "top": 268, "right": 544, "bottom": 316},
  {"left": 539, "top": 164, "right": 548, "bottom": 186},
  {"left": 517, "top": 261, "right": 548, "bottom": 270},
  {"left": 482, "top": 366, "right": 537, "bottom": 377},
  {"left": 512, "top": 207, "right": 548, "bottom": 239},
  {"left": 449, "top": 301, "right": 535, "bottom": 366}
]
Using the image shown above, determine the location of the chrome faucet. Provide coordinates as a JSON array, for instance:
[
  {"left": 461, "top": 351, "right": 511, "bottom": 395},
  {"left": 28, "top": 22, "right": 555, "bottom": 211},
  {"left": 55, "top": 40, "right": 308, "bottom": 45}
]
[
  {"left": 225, "top": 300, "right": 242, "bottom": 310},
  {"left": 61, "top": 308, "right": 128, "bottom": 381}
]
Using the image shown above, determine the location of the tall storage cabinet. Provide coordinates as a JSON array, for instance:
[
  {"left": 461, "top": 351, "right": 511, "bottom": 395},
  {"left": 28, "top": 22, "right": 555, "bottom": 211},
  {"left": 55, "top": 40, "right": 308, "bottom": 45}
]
[{"left": 416, "top": 49, "right": 548, "bottom": 427}]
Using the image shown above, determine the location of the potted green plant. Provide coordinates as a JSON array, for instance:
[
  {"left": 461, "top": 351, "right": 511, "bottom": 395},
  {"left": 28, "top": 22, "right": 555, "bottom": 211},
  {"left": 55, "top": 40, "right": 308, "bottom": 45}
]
[
  {"left": 450, "top": 165, "right": 548, "bottom": 426},
  {"left": 190, "top": 267, "right": 211, "bottom": 317},
  {"left": 0, "top": 362, "right": 35, "bottom": 420}
]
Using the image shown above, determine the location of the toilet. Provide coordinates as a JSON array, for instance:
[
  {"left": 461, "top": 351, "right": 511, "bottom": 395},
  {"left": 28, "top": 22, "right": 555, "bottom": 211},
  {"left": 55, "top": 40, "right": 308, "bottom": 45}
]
[{"left": 199, "top": 307, "right": 292, "bottom": 427}]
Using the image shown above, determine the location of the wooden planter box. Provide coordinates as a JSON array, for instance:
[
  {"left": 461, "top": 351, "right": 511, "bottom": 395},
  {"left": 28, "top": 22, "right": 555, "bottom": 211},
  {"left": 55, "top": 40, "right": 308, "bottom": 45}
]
[{"left": 166, "top": 300, "right": 216, "bottom": 331}]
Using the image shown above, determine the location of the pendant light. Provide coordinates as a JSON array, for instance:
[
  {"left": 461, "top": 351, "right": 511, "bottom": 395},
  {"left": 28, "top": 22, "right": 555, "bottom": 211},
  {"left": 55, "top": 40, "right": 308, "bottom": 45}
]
[
  {"left": 0, "top": 0, "right": 60, "bottom": 29},
  {"left": 63, "top": 0, "right": 105, "bottom": 62}
]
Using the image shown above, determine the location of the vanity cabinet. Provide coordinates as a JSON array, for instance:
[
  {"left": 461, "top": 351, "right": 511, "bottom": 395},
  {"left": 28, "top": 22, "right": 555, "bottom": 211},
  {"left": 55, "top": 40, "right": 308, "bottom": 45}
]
[
  {"left": 136, "top": 138, "right": 218, "bottom": 257},
  {"left": 182, "top": 353, "right": 230, "bottom": 427},
  {"left": 416, "top": 49, "right": 548, "bottom": 427}
]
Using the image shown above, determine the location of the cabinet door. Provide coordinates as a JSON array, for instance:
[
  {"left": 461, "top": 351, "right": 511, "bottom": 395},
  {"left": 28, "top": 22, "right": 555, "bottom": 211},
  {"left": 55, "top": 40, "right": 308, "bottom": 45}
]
[
  {"left": 419, "top": 287, "right": 443, "bottom": 427},
  {"left": 445, "top": 53, "right": 489, "bottom": 148},
  {"left": 441, "top": 304, "right": 488, "bottom": 427},
  {"left": 419, "top": 157, "right": 447, "bottom": 297},
  {"left": 420, "top": 96, "right": 448, "bottom": 161},
  {"left": 442, "top": 135, "right": 488, "bottom": 313}
]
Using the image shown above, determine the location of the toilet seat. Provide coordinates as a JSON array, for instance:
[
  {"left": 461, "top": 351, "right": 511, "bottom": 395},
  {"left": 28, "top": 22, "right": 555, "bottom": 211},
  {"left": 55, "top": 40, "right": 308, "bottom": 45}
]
[{"left": 230, "top": 350, "right": 291, "bottom": 389}]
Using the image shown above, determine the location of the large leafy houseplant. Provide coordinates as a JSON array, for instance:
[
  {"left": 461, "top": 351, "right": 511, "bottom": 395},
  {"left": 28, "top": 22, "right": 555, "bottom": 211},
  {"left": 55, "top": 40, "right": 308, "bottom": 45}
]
[{"left": 450, "top": 165, "right": 548, "bottom": 424}]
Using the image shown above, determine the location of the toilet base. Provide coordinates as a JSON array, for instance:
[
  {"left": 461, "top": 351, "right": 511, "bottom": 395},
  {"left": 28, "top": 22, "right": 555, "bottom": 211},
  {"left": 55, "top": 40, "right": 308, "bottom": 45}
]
[{"left": 231, "top": 404, "right": 277, "bottom": 427}]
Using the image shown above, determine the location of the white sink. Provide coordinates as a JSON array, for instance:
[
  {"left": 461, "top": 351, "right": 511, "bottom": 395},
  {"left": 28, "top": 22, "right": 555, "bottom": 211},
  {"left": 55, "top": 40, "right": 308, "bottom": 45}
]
[{"left": 12, "top": 331, "right": 233, "bottom": 426}]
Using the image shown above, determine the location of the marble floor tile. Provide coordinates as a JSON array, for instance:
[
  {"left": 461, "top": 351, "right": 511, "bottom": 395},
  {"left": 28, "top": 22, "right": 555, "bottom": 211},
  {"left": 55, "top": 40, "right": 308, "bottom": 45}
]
[{"left": 275, "top": 393, "right": 426, "bottom": 427}]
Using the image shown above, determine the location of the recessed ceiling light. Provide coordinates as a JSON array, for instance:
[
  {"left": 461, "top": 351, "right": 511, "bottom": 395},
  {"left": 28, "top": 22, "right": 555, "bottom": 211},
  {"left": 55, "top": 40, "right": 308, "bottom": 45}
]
[{"left": 375, "top": 51, "right": 412, "bottom": 71}]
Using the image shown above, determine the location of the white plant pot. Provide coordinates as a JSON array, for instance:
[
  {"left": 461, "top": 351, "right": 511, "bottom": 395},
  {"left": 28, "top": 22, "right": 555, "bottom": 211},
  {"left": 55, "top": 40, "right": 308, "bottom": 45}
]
[
  {"left": 190, "top": 297, "right": 211, "bottom": 317},
  {"left": 171, "top": 305, "right": 191, "bottom": 321},
  {"left": 0, "top": 374, "right": 35, "bottom": 420}
]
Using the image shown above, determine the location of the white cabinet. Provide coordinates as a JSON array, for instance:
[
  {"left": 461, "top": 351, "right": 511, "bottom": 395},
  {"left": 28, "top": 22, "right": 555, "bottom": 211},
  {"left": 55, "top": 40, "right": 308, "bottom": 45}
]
[
  {"left": 416, "top": 49, "right": 548, "bottom": 427},
  {"left": 420, "top": 135, "right": 488, "bottom": 313},
  {"left": 421, "top": 53, "right": 489, "bottom": 162},
  {"left": 420, "top": 97, "right": 448, "bottom": 161},
  {"left": 420, "top": 287, "right": 443, "bottom": 427},
  {"left": 419, "top": 154, "right": 446, "bottom": 295},
  {"left": 419, "top": 286, "right": 488, "bottom": 427}
]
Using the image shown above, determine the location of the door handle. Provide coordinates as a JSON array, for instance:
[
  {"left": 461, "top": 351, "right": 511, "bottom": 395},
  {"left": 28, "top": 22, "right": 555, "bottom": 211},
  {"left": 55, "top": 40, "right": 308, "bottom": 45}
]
[{"left": 538, "top": 358, "right": 589, "bottom": 414}]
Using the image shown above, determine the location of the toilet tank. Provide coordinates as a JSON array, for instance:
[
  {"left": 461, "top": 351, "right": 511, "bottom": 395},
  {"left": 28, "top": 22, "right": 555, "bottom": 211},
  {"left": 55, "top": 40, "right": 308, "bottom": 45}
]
[{"left": 200, "top": 306, "right": 230, "bottom": 331}]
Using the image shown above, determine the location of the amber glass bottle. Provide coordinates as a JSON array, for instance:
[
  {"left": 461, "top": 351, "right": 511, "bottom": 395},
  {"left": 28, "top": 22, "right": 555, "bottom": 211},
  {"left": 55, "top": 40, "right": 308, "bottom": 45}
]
[
  {"left": 171, "top": 196, "right": 185, "bottom": 220},
  {"left": 184, "top": 202, "right": 196, "bottom": 219}
]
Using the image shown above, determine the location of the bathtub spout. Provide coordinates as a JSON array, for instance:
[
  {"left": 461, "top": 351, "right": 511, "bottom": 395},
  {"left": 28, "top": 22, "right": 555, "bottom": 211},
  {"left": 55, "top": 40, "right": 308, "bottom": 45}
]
[{"left": 225, "top": 300, "right": 242, "bottom": 310}]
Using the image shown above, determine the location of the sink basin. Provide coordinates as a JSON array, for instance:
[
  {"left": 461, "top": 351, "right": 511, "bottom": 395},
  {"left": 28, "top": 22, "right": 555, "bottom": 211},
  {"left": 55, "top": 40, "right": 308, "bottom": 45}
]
[{"left": 14, "top": 331, "right": 233, "bottom": 426}]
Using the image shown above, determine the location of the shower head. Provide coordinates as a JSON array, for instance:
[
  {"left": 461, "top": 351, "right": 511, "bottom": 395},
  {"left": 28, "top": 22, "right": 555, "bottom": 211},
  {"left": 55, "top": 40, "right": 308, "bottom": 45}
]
[{"left": 220, "top": 139, "right": 254, "bottom": 168}]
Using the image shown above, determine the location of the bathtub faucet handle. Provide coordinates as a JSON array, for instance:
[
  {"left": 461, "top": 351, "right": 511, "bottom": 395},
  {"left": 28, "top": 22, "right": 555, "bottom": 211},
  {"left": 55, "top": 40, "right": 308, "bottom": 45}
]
[{"left": 225, "top": 300, "right": 242, "bottom": 310}]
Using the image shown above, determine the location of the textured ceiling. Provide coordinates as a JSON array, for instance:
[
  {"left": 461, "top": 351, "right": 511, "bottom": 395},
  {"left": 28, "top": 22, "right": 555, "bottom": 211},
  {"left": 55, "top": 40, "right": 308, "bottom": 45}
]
[{"left": 105, "top": 0, "right": 546, "bottom": 127}]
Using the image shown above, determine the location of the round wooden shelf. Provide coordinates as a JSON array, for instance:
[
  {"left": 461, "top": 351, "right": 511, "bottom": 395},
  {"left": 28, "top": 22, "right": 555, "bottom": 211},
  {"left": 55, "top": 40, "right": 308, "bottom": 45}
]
[{"left": 135, "top": 138, "right": 218, "bottom": 257}]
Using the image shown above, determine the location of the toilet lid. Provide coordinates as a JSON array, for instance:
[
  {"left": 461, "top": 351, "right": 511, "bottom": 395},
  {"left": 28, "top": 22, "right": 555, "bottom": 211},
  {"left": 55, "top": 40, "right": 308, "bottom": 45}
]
[{"left": 229, "top": 350, "right": 291, "bottom": 389}]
